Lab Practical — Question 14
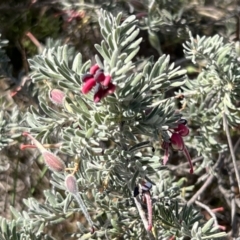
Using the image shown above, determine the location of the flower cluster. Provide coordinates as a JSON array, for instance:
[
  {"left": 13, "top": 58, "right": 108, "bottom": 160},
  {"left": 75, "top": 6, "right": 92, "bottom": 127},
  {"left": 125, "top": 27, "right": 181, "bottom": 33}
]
[
  {"left": 81, "top": 64, "right": 116, "bottom": 102},
  {"left": 162, "top": 119, "right": 194, "bottom": 174}
]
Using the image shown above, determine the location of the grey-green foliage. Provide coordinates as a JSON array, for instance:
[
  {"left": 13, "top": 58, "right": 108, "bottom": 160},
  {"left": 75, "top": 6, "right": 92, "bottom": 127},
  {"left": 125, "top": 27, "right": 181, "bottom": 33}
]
[
  {"left": 8, "top": 169, "right": 226, "bottom": 240},
  {"left": 0, "top": 107, "right": 22, "bottom": 152},
  {"left": 181, "top": 32, "right": 240, "bottom": 164},
  {"left": 0, "top": 35, "right": 22, "bottom": 154},
  {"left": 1, "top": 10, "right": 227, "bottom": 240},
  {"left": 0, "top": 216, "right": 55, "bottom": 240}
]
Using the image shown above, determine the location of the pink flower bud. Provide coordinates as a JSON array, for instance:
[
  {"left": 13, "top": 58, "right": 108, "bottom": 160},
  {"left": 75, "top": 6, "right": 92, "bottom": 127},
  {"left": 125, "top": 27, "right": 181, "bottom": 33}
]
[
  {"left": 42, "top": 151, "right": 66, "bottom": 172},
  {"left": 170, "top": 133, "right": 184, "bottom": 151},
  {"left": 94, "top": 69, "right": 105, "bottom": 83},
  {"left": 81, "top": 78, "right": 96, "bottom": 94},
  {"left": 174, "top": 124, "right": 189, "bottom": 137},
  {"left": 103, "top": 75, "right": 112, "bottom": 86},
  {"left": 49, "top": 89, "right": 65, "bottom": 105},
  {"left": 65, "top": 174, "right": 78, "bottom": 194},
  {"left": 89, "top": 64, "right": 100, "bottom": 75}
]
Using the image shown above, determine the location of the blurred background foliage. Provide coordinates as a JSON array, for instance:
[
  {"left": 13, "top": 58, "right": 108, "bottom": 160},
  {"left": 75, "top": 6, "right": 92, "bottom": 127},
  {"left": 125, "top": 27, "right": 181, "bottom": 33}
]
[{"left": 0, "top": 0, "right": 240, "bottom": 239}]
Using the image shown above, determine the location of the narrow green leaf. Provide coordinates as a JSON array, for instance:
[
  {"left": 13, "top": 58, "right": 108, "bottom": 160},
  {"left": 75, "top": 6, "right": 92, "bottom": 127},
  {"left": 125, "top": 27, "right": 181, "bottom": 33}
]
[
  {"left": 201, "top": 218, "right": 214, "bottom": 233},
  {"left": 72, "top": 53, "right": 82, "bottom": 74},
  {"left": 61, "top": 44, "right": 68, "bottom": 66},
  {"left": 95, "top": 43, "right": 111, "bottom": 62},
  {"left": 124, "top": 47, "right": 139, "bottom": 63}
]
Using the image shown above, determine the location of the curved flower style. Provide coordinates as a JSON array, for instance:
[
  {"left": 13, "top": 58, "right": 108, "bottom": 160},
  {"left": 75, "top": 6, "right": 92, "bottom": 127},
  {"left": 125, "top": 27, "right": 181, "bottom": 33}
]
[
  {"left": 134, "top": 181, "right": 153, "bottom": 231},
  {"left": 81, "top": 64, "right": 116, "bottom": 102},
  {"left": 162, "top": 120, "right": 194, "bottom": 174}
]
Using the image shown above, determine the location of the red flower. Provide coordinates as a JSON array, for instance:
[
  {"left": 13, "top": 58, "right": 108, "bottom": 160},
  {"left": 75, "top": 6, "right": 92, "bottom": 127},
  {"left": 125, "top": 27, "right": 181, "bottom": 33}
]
[
  {"left": 82, "top": 73, "right": 94, "bottom": 82},
  {"left": 93, "top": 82, "right": 116, "bottom": 102},
  {"left": 94, "top": 69, "right": 105, "bottom": 83},
  {"left": 89, "top": 64, "right": 100, "bottom": 75},
  {"left": 103, "top": 75, "right": 112, "bottom": 86},
  {"left": 162, "top": 120, "right": 194, "bottom": 174},
  {"left": 170, "top": 133, "right": 184, "bottom": 151},
  {"left": 82, "top": 78, "right": 96, "bottom": 94},
  {"left": 106, "top": 82, "right": 116, "bottom": 94},
  {"left": 82, "top": 64, "right": 116, "bottom": 102},
  {"left": 174, "top": 123, "right": 189, "bottom": 136},
  {"left": 94, "top": 86, "right": 105, "bottom": 103}
]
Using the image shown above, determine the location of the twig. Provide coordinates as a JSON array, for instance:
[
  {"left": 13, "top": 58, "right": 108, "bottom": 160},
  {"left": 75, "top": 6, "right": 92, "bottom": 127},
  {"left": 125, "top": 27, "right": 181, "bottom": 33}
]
[
  {"left": 26, "top": 32, "right": 44, "bottom": 52},
  {"left": 150, "top": 91, "right": 199, "bottom": 107},
  {"left": 217, "top": 137, "right": 240, "bottom": 236},
  {"left": 195, "top": 200, "right": 218, "bottom": 227},
  {"left": 17, "top": 38, "right": 29, "bottom": 74},
  {"left": 187, "top": 154, "right": 222, "bottom": 205},
  {"left": 229, "top": 168, "right": 238, "bottom": 237},
  {"left": 223, "top": 113, "right": 240, "bottom": 199},
  {"left": 189, "top": 136, "right": 240, "bottom": 207},
  {"left": 168, "top": 156, "right": 203, "bottom": 171},
  {"left": 217, "top": 182, "right": 231, "bottom": 207},
  {"left": 224, "top": 137, "right": 240, "bottom": 237},
  {"left": 187, "top": 174, "right": 214, "bottom": 206}
]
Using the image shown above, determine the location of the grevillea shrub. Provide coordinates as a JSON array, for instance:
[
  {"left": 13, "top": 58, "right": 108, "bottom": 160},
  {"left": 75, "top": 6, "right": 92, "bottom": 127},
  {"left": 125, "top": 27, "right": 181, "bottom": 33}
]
[{"left": 2, "top": 4, "right": 240, "bottom": 239}]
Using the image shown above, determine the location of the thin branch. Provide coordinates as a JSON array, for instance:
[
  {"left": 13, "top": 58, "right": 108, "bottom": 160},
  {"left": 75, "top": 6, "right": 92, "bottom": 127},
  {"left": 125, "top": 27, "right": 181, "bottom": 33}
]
[
  {"left": 224, "top": 138, "right": 240, "bottom": 237},
  {"left": 223, "top": 113, "right": 240, "bottom": 197},
  {"left": 26, "top": 32, "right": 44, "bottom": 52},
  {"left": 187, "top": 154, "right": 222, "bottom": 205},
  {"left": 188, "top": 135, "right": 240, "bottom": 206},
  {"left": 168, "top": 156, "right": 203, "bottom": 171},
  {"left": 187, "top": 174, "right": 214, "bottom": 206},
  {"left": 229, "top": 169, "right": 238, "bottom": 237},
  {"left": 195, "top": 200, "right": 218, "bottom": 227}
]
